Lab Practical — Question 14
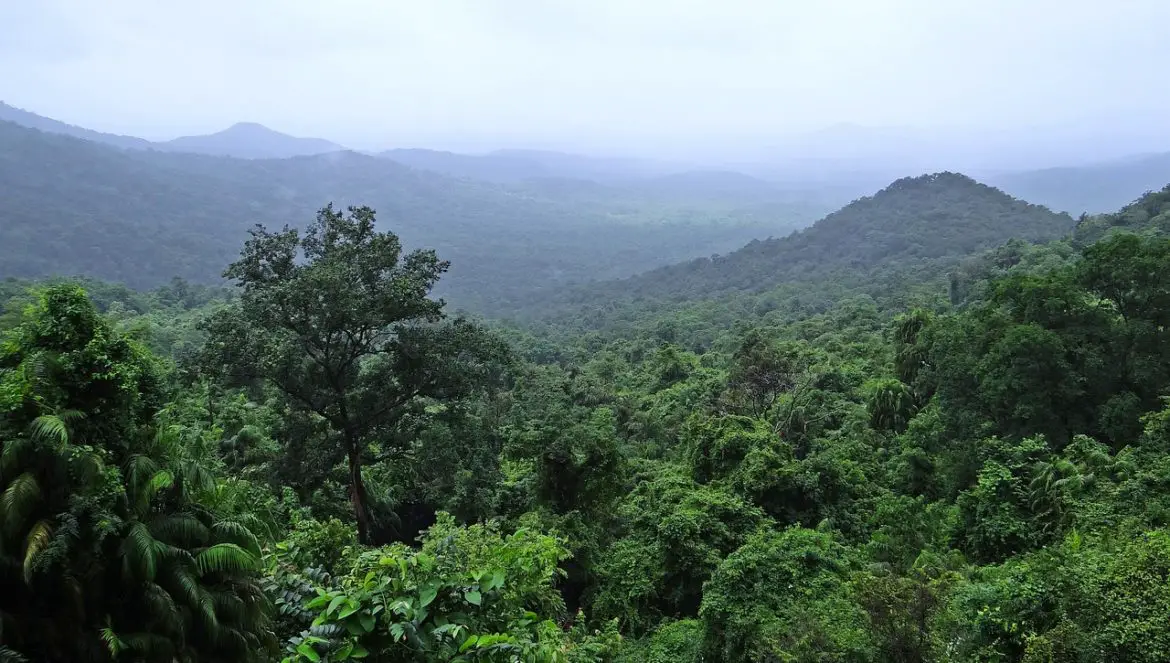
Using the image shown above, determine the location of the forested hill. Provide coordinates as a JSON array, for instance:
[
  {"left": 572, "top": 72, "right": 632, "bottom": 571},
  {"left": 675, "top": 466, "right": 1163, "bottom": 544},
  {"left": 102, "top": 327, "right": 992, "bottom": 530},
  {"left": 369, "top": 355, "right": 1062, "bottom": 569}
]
[
  {"left": 546, "top": 172, "right": 1073, "bottom": 308},
  {"left": 0, "top": 120, "right": 807, "bottom": 312}
]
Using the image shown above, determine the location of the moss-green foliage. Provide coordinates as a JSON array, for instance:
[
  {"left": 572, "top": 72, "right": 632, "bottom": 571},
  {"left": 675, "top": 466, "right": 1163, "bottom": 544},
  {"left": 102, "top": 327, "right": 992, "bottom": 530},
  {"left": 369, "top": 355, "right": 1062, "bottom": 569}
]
[
  {"left": 0, "top": 286, "right": 273, "bottom": 662},
  {"left": 5, "top": 183, "right": 1170, "bottom": 662},
  {"left": 700, "top": 527, "right": 875, "bottom": 662}
]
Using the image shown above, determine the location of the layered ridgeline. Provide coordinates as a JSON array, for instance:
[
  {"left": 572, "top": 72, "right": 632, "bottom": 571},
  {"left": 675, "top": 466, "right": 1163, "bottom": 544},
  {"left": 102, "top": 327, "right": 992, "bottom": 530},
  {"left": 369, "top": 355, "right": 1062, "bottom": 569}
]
[
  {"left": 991, "top": 151, "right": 1170, "bottom": 215},
  {"left": 3, "top": 180, "right": 1170, "bottom": 662},
  {"left": 0, "top": 101, "right": 341, "bottom": 158},
  {"left": 0, "top": 119, "right": 815, "bottom": 312},
  {"left": 523, "top": 173, "right": 1074, "bottom": 326}
]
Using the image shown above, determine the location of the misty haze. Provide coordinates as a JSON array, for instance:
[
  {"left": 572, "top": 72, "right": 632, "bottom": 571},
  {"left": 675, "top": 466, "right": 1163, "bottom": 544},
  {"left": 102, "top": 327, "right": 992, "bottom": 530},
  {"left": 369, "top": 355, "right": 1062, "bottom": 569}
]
[{"left": 3, "top": 2, "right": 1170, "bottom": 662}]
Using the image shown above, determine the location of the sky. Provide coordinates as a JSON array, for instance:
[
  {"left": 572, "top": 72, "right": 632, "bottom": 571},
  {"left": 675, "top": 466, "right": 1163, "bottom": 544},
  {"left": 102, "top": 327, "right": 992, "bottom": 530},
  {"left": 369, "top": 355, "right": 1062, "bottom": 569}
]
[{"left": 3, "top": 0, "right": 1170, "bottom": 161}]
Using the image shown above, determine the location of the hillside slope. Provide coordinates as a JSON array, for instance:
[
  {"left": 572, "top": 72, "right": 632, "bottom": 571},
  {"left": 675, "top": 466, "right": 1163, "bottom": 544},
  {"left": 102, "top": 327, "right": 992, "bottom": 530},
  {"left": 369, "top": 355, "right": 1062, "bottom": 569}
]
[
  {"left": 541, "top": 173, "right": 1074, "bottom": 311},
  {"left": 0, "top": 121, "right": 798, "bottom": 311},
  {"left": 0, "top": 101, "right": 153, "bottom": 150}
]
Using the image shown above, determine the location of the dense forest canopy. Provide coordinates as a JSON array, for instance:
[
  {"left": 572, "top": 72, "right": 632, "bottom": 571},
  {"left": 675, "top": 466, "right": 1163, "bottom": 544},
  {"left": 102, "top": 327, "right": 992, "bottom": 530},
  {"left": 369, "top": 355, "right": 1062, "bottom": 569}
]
[
  {"left": 4, "top": 157, "right": 1170, "bottom": 661},
  {"left": 7, "top": 99, "right": 1170, "bottom": 662}
]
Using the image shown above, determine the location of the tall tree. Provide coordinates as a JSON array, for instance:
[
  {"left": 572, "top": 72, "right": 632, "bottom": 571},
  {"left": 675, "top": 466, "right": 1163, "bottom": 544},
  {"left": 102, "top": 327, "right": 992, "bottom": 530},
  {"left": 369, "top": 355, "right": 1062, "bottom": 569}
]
[{"left": 199, "top": 205, "right": 506, "bottom": 544}]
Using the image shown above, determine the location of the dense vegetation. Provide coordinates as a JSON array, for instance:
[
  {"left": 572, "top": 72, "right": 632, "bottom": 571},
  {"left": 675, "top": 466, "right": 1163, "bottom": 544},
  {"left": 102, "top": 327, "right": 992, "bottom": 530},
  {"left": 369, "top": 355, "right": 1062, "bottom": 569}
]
[
  {"left": 3, "top": 175, "right": 1170, "bottom": 661},
  {"left": 0, "top": 119, "right": 822, "bottom": 313}
]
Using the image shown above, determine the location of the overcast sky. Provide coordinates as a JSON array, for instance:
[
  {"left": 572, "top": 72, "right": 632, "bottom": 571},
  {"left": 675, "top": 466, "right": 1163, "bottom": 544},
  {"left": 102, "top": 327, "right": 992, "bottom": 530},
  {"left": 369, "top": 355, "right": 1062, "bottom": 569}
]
[{"left": 3, "top": 0, "right": 1170, "bottom": 157}]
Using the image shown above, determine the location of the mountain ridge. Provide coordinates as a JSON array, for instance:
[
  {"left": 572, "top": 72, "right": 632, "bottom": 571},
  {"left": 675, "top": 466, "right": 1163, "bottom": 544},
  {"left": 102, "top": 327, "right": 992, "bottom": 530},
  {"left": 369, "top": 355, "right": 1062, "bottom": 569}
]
[
  {"left": 0, "top": 101, "right": 343, "bottom": 159},
  {"left": 537, "top": 172, "right": 1075, "bottom": 314}
]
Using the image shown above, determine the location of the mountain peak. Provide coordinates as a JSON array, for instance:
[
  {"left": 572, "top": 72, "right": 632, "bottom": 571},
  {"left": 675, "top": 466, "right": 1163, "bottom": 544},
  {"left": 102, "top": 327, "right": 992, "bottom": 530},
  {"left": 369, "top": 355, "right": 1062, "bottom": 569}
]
[
  {"left": 222, "top": 121, "right": 277, "bottom": 134},
  {"left": 161, "top": 122, "right": 342, "bottom": 159},
  {"left": 590, "top": 172, "right": 1074, "bottom": 302}
]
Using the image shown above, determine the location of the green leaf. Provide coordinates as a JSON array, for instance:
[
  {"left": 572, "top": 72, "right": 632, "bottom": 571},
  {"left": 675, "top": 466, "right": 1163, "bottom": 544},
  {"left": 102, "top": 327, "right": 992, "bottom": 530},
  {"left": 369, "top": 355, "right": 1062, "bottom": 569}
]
[
  {"left": 338, "top": 602, "right": 360, "bottom": 619},
  {"left": 350, "top": 643, "right": 369, "bottom": 659},
  {"left": 358, "top": 613, "right": 375, "bottom": 633},
  {"left": 327, "top": 595, "right": 347, "bottom": 617},
  {"left": 22, "top": 519, "right": 53, "bottom": 583},
  {"left": 1, "top": 473, "right": 41, "bottom": 538},
  {"left": 390, "top": 622, "right": 406, "bottom": 642},
  {"left": 486, "top": 569, "right": 506, "bottom": 592},
  {"left": 305, "top": 594, "right": 331, "bottom": 610},
  {"left": 464, "top": 590, "right": 482, "bottom": 606},
  {"left": 459, "top": 635, "right": 479, "bottom": 653},
  {"left": 419, "top": 582, "right": 439, "bottom": 607},
  {"left": 296, "top": 642, "right": 321, "bottom": 663}
]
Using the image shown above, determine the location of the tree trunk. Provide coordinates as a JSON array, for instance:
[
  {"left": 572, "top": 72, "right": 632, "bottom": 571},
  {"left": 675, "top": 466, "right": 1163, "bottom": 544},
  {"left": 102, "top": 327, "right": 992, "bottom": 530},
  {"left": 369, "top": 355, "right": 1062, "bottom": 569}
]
[{"left": 346, "top": 441, "right": 375, "bottom": 545}]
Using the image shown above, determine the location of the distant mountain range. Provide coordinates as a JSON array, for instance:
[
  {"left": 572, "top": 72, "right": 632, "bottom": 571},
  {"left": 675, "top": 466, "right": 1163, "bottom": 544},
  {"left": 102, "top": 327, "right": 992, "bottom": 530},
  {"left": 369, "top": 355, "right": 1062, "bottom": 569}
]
[
  {"left": 0, "top": 101, "right": 343, "bottom": 159},
  {"left": 0, "top": 101, "right": 154, "bottom": 150},
  {"left": 5, "top": 100, "right": 1170, "bottom": 215},
  {"left": 0, "top": 118, "right": 806, "bottom": 312},
  {"left": 990, "top": 152, "right": 1170, "bottom": 215},
  {"left": 3, "top": 100, "right": 1170, "bottom": 321}
]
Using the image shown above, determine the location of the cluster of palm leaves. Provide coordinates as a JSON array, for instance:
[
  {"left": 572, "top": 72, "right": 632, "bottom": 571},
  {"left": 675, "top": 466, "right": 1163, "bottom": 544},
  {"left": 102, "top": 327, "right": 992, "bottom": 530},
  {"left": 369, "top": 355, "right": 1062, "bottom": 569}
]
[{"left": 0, "top": 285, "right": 274, "bottom": 662}]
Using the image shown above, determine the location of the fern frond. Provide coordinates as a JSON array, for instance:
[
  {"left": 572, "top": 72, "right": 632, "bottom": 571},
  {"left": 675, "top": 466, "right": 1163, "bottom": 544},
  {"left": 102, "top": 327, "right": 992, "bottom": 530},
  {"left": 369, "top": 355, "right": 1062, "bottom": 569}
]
[
  {"left": 100, "top": 626, "right": 126, "bottom": 658},
  {"left": 195, "top": 543, "right": 257, "bottom": 576},
  {"left": 22, "top": 519, "right": 52, "bottom": 584},
  {"left": 1, "top": 473, "right": 42, "bottom": 539},
  {"left": 121, "top": 522, "right": 159, "bottom": 582},
  {"left": 211, "top": 520, "right": 262, "bottom": 558}
]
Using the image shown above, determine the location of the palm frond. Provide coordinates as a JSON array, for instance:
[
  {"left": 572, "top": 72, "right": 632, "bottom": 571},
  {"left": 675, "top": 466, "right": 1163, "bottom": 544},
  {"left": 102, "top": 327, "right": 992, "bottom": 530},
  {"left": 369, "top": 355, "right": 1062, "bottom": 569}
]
[
  {"left": 125, "top": 455, "right": 160, "bottom": 498},
  {"left": 143, "top": 582, "right": 184, "bottom": 638},
  {"left": 122, "top": 522, "right": 159, "bottom": 582},
  {"left": 211, "top": 520, "right": 262, "bottom": 558},
  {"left": 178, "top": 461, "right": 217, "bottom": 499},
  {"left": 0, "top": 438, "right": 33, "bottom": 480},
  {"left": 211, "top": 587, "right": 246, "bottom": 622},
  {"left": 120, "top": 632, "right": 175, "bottom": 660},
  {"left": 1, "top": 473, "right": 42, "bottom": 539},
  {"left": 149, "top": 513, "right": 210, "bottom": 548},
  {"left": 195, "top": 543, "right": 258, "bottom": 576},
  {"left": 27, "top": 415, "right": 70, "bottom": 447},
  {"left": 162, "top": 565, "right": 204, "bottom": 613},
  {"left": 155, "top": 542, "right": 196, "bottom": 567},
  {"left": 21, "top": 519, "right": 52, "bottom": 584}
]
